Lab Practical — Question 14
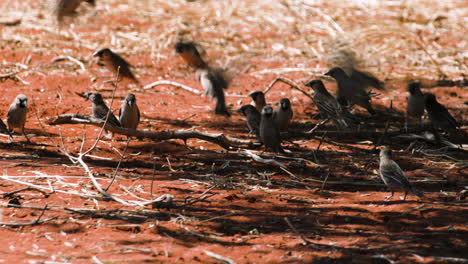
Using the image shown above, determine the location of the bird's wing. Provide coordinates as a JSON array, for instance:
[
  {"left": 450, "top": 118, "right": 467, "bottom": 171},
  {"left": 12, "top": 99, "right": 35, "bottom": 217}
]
[
  {"left": 381, "top": 161, "right": 412, "bottom": 189},
  {"left": 351, "top": 69, "right": 385, "bottom": 90},
  {"left": 208, "top": 68, "right": 229, "bottom": 90},
  {"left": 315, "top": 94, "right": 341, "bottom": 118},
  {"left": 199, "top": 72, "right": 215, "bottom": 97}
]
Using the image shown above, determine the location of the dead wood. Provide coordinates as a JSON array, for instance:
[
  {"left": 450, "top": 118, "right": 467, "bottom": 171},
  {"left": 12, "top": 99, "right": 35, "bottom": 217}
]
[
  {"left": 46, "top": 114, "right": 253, "bottom": 150},
  {"left": 0, "top": 205, "right": 57, "bottom": 227}
]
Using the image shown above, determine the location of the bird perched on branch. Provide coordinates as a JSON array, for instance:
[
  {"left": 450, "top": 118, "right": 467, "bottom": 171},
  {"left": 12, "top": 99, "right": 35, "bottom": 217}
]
[
  {"left": 406, "top": 82, "right": 425, "bottom": 128},
  {"left": 260, "top": 106, "right": 284, "bottom": 153},
  {"left": 174, "top": 41, "right": 230, "bottom": 117},
  {"left": 93, "top": 48, "right": 140, "bottom": 85},
  {"left": 305, "top": 79, "right": 358, "bottom": 130},
  {"left": 325, "top": 67, "right": 376, "bottom": 115},
  {"left": 84, "top": 92, "right": 121, "bottom": 128},
  {"left": 51, "top": 0, "right": 95, "bottom": 26},
  {"left": 274, "top": 98, "right": 293, "bottom": 131},
  {"left": 249, "top": 90, "right": 267, "bottom": 113},
  {"left": 7, "top": 94, "right": 29, "bottom": 142},
  {"left": 379, "top": 147, "right": 424, "bottom": 200},
  {"left": 119, "top": 93, "right": 140, "bottom": 130},
  {"left": 424, "top": 93, "right": 460, "bottom": 135},
  {"left": 237, "top": 104, "right": 261, "bottom": 140}
]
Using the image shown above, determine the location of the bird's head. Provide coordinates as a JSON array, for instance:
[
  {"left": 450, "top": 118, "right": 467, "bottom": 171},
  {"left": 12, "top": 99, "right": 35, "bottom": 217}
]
[
  {"left": 279, "top": 98, "right": 291, "bottom": 110},
  {"left": 324, "top": 67, "right": 346, "bottom": 79},
  {"left": 305, "top": 79, "right": 327, "bottom": 93},
  {"left": 249, "top": 91, "right": 265, "bottom": 103},
  {"left": 407, "top": 82, "right": 422, "bottom": 95},
  {"left": 261, "top": 105, "right": 274, "bottom": 117},
  {"left": 93, "top": 48, "right": 112, "bottom": 59},
  {"left": 379, "top": 146, "right": 392, "bottom": 159},
  {"left": 16, "top": 94, "right": 28, "bottom": 108},
  {"left": 237, "top": 104, "right": 256, "bottom": 115},
  {"left": 125, "top": 93, "right": 136, "bottom": 106}
]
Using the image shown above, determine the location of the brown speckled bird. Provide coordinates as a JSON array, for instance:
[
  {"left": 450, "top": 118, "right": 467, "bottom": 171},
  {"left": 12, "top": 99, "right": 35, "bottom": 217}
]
[
  {"left": 51, "top": 0, "right": 95, "bottom": 26},
  {"left": 84, "top": 92, "right": 121, "bottom": 128},
  {"left": 237, "top": 104, "right": 261, "bottom": 139},
  {"left": 406, "top": 82, "right": 425, "bottom": 128},
  {"left": 119, "top": 93, "right": 140, "bottom": 130},
  {"left": 174, "top": 41, "right": 230, "bottom": 117},
  {"left": 260, "top": 105, "right": 284, "bottom": 153},
  {"left": 93, "top": 48, "right": 140, "bottom": 85},
  {"left": 424, "top": 93, "right": 460, "bottom": 135},
  {"left": 325, "top": 67, "right": 376, "bottom": 115},
  {"left": 305, "top": 80, "right": 359, "bottom": 130},
  {"left": 274, "top": 98, "right": 293, "bottom": 131},
  {"left": 379, "top": 147, "right": 424, "bottom": 201},
  {"left": 7, "top": 94, "right": 29, "bottom": 142}
]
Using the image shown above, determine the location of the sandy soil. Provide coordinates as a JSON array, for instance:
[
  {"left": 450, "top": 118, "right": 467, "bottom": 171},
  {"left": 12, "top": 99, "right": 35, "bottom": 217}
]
[{"left": 0, "top": 0, "right": 466, "bottom": 263}]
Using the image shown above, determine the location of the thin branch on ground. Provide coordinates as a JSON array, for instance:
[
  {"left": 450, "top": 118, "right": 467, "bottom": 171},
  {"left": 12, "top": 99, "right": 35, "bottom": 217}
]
[
  {"left": 0, "top": 205, "right": 57, "bottom": 227},
  {"left": 263, "top": 76, "right": 314, "bottom": 101},
  {"left": 2, "top": 187, "right": 51, "bottom": 198},
  {"left": 204, "top": 250, "right": 237, "bottom": 264},
  {"left": 143, "top": 80, "right": 201, "bottom": 95},
  {"left": 47, "top": 114, "right": 253, "bottom": 150}
]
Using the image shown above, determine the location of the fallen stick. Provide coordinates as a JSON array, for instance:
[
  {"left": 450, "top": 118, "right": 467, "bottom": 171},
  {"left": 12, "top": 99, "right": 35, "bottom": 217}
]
[
  {"left": 51, "top": 55, "right": 86, "bottom": 71},
  {"left": 2, "top": 187, "right": 51, "bottom": 198},
  {"left": 0, "top": 205, "right": 57, "bottom": 227},
  {"left": 143, "top": 80, "right": 201, "bottom": 95},
  {"left": 47, "top": 114, "right": 253, "bottom": 150},
  {"left": 263, "top": 76, "right": 314, "bottom": 101},
  {"left": 204, "top": 250, "right": 236, "bottom": 264},
  {"left": 242, "top": 149, "right": 287, "bottom": 168}
]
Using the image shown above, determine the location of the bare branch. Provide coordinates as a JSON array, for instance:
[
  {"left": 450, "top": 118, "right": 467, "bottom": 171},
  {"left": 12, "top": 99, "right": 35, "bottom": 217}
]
[
  {"left": 143, "top": 80, "right": 201, "bottom": 95},
  {"left": 46, "top": 114, "right": 253, "bottom": 150}
]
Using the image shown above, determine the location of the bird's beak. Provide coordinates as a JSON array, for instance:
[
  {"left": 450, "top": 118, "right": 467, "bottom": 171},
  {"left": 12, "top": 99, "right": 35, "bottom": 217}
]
[
  {"left": 304, "top": 81, "right": 313, "bottom": 87},
  {"left": 20, "top": 100, "right": 27, "bottom": 107},
  {"left": 92, "top": 50, "right": 101, "bottom": 57},
  {"left": 127, "top": 100, "right": 133, "bottom": 106},
  {"left": 324, "top": 70, "right": 331, "bottom": 76}
]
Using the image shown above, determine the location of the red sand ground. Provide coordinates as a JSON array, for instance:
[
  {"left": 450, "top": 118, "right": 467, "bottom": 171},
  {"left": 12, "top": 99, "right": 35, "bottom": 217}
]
[{"left": 0, "top": 1, "right": 467, "bottom": 263}]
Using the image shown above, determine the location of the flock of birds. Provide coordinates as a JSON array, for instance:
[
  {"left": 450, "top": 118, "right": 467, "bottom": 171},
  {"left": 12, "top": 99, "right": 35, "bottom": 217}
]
[{"left": 0, "top": 0, "right": 465, "bottom": 201}]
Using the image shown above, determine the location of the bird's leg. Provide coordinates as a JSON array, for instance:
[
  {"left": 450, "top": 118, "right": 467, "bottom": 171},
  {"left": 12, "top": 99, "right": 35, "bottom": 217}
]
[
  {"left": 404, "top": 116, "right": 409, "bottom": 133},
  {"left": 403, "top": 192, "right": 408, "bottom": 201},
  {"left": 22, "top": 126, "right": 30, "bottom": 143},
  {"left": 385, "top": 190, "right": 394, "bottom": 201}
]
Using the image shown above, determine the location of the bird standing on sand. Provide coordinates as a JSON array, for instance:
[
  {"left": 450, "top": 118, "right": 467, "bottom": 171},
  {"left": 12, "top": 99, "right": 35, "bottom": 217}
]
[
  {"left": 249, "top": 91, "right": 267, "bottom": 113},
  {"left": 237, "top": 104, "right": 261, "bottom": 139},
  {"left": 325, "top": 67, "right": 376, "bottom": 115},
  {"left": 7, "top": 94, "right": 29, "bottom": 142},
  {"left": 119, "top": 93, "right": 140, "bottom": 130},
  {"left": 305, "top": 79, "right": 358, "bottom": 130},
  {"left": 379, "top": 147, "right": 424, "bottom": 201},
  {"left": 406, "top": 82, "right": 425, "bottom": 128},
  {"left": 274, "top": 98, "right": 293, "bottom": 131},
  {"left": 424, "top": 93, "right": 460, "bottom": 135},
  {"left": 93, "top": 48, "right": 140, "bottom": 85},
  {"left": 260, "top": 106, "right": 284, "bottom": 153},
  {"left": 84, "top": 92, "right": 121, "bottom": 128},
  {"left": 174, "top": 41, "right": 230, "bottom": 117}
]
